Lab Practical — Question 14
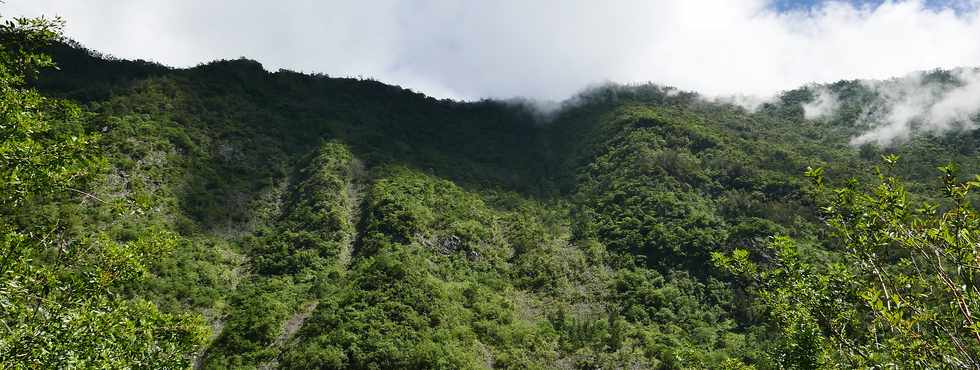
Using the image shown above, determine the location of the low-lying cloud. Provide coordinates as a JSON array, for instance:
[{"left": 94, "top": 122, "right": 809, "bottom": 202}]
[
  {"left": 850, "top": 68, "right": 980, "bottom": 145},
  {"left": 802, "top": 86, "right": 842, "bottom": 120},
  {"left": 5, "top": 0, "right": 980, "bottom": 103}
]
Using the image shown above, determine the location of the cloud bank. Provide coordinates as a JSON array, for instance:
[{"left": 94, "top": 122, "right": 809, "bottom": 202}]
[
  {"left": 4, "top": 0, "right": 980, "bottom": 103},
  {"left": 848, "top": 68, "right": 980, "bottom": 145},
  {"left": 802, "top": 86, "right": 842, "bottom": 120}
]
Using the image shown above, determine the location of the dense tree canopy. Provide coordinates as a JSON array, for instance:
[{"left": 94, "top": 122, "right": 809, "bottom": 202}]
[
  {"left": 0, "top": 15, "right": 207, "bottom": 368},
  {"left": 6, "top": 10, "right": 980, "bottom": 369},
  {"left": 716, "top": 159, "right": 980, "bottom": 367}
]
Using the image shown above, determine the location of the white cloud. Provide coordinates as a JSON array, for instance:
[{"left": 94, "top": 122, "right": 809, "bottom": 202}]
[
  {"left": 712, "top": 94, "right": 776, "bottom": 112},
  {"left": 802, "top": 85, "right": 841, "bottom": 119},
  {"left": 851, "top": 68, "right": 980, "bottom": 145},
  {"left": 3, "top": 0, "right": 980, "bottom": 102}
]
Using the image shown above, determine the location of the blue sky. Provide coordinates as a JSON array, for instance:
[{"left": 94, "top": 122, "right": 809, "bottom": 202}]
[{"left": 5, "top": 0, "right": 980, "bottom": 100}]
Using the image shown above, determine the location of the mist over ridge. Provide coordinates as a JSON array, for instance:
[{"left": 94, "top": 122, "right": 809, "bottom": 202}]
[
  {"left": 8, "top": 0, "right": 980, "bottom": 102},
  {"left": 10, "top": 5, "right": 980, "bottom": 366}
]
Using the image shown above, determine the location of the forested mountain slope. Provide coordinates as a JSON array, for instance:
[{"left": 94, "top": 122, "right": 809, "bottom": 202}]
[{"left": 10, "top": 34, "right": 980, "bottom": 368}]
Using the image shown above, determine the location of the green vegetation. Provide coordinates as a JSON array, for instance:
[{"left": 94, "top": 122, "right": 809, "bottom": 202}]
[
  {"left": 0, "top": 16, "right": 206, "bottom": 368},
  {"left": 7, "top": 12, "right": 980, "bottom": 369},
  {"left": 716, "top": 159, "right": 980, "bottom": 368}
]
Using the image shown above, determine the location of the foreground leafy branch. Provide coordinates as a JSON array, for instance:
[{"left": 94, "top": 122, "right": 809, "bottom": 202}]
[
  {"left": 715, "top": 157, "right": 980, "bottom": 368},
  {"left": 0, "top": 15, "right": 207, "bottom": 368}
]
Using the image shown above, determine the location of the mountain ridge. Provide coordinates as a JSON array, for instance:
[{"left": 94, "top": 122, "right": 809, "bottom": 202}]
[{"left": 16, "top": 39, "right": 980, "bottom": 368}]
